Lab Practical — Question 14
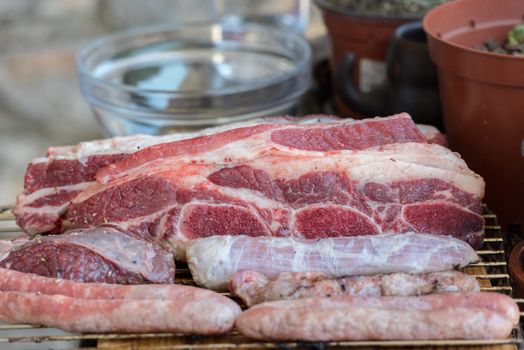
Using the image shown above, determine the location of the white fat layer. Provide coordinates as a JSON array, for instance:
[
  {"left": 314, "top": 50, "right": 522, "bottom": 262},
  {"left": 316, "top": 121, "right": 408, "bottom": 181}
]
[
  {"left": 29, "top": 156, "right": 52, "bottom": 165},
  {"left": 79, "top": 147, "right": 483, "bottom": 208},
  {"left": 187, "top": 235, "right": 235, "bottom": 288},
  {"left": 16, "top": 182, "right": 93, "bottom": 206},
  {"left": 13, "top": 203, "right": 68, "bottom": 216},
  {"left": 80, "top": 140, "right": 484, "bottom": 205},
  {"left": 186, "top": 233, "right": 479, "bottom": 290},
  {"left": 96, "top": 114, "right": 415, "bottom": 183},
  {"left": 210, "top": 185, "right": 286, "bottom": 211},
  {"left": 416, "top": 124, "right": 440, "bottom": 139},
  {"left": 47, "top": 115, "right": 342, "bottom": 158},
  {"left": 111, "top": 204, "right": 177, "bottom": 232},
  {"left": 45, "top": 114, "right": 439, "bottom": 161}
]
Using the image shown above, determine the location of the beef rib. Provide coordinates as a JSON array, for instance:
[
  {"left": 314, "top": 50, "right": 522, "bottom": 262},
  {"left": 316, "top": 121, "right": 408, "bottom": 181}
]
[
  {"left": 14, "top": 114, "right": 446, "bottom": 235},
  {"left": 62, "top": 115, "right": 483, "bottom": 259}
]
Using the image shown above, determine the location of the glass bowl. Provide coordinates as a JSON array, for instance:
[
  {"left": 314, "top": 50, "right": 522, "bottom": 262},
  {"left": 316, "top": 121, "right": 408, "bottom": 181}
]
[{"left": 77, "top": 22, "right": 312, "bottom": 136}]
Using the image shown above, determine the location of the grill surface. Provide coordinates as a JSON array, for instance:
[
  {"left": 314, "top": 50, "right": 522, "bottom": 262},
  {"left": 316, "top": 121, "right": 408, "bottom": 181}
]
[{"left": 0, "top": 204, "right": 522, "bottom": 349}]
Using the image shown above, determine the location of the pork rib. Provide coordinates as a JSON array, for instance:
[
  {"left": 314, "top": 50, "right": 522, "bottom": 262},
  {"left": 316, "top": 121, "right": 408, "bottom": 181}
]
[
  {"left": 186, "top": 234, "right": 479, "bottom": 290},
  {"left": 0, "top": 268, "right": 240, "bottom": 334},
  {"left": 0, "top": 228, "right": 175, "bottom": 284},
  {"left": 230, "top": 270, "right": 481, "bottom": 306},
  {"left": 235, "top": 293, "right": 519, "bottom": 341}
]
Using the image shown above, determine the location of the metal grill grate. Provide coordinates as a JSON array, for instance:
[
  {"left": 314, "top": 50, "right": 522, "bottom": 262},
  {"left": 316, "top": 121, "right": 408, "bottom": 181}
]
[{"left": 0, "top": 205, "right": 522, "bottom": 349}]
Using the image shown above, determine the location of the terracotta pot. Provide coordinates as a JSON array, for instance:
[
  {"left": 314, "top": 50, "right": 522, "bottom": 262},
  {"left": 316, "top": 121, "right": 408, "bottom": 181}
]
[
  {"left": 335, "top": 21, "right": 443, "bottom": 129},
  {"left": 509, "top": 240, "right": 524, "bottom": 300},
  {"left": 424, "top": 0, "right": 524, "bottom": 233},
  {"left": 315, "top": 0, "right": 417, "bottom": 117}
]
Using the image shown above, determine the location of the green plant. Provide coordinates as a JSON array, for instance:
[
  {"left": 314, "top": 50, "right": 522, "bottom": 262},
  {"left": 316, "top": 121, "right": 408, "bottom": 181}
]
[{"left": 508, "top": 24, "right": 524, "bottom": 47}]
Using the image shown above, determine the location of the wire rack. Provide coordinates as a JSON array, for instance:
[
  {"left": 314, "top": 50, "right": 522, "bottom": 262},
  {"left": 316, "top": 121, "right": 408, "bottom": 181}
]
[{"left": 0, "top": 204, "right": 522, "bottom": 349}]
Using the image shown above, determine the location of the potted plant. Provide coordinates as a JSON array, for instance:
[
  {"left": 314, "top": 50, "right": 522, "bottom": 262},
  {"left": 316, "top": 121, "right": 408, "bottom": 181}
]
[
  {"left": 314, "top": 0, "right": 447, "bottom": 116},
  {"left": 424, "top": 0, "right": 524, "bottom": 232}
]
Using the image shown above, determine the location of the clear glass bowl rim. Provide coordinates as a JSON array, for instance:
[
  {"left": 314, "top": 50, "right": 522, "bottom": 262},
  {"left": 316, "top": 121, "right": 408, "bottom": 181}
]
[{"left": 76, "top": 21, "right": 312, "bottom": 98}]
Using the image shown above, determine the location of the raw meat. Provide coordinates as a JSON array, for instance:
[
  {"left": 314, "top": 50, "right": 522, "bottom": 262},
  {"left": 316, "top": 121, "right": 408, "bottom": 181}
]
[
  {"left": 63, "top": 115, "right": 484, "bottom": 258},
  {"left": 235, "top": 292, "right": 519, "bottom": 341},
  {"left": 15, "top": 154, "right": 127, "bottom": 234},
  {"left": 230, "top": 270, "right": 480, "bottom": 306},
  {"left": 14, "top": 114, "right": 447, "bottom": 236},
  {"left": 0, "top": 227, "right": 175, "bottom": 284},
  {"left": 48, "top": 115, "right": 341, "bottom": 158},
  {"left": 186, "top": 234, "right": 479, "bottom": 290},
  {"left": 95, "top": 113, "right": 428, "bottom": 183},
  {"left": 0, "top": 268, "right": 241, "bottom": 333},
  {"left": 14, "top": 115, "right": 339, "bottom": 235},
  {"left": 416, "top": 124, "right": 447, "bottom": 146}
]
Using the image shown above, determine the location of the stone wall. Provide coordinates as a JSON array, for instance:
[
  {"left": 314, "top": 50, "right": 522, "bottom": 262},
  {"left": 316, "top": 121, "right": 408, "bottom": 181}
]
[{"left": 0, "top": 0, "right": 104, "bottom": 205}]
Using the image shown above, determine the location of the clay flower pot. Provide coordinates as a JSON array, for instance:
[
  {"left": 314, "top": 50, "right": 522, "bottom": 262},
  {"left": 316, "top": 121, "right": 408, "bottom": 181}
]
[
  {"left": 424, "top": 0, "right": 524, "bottom": 232},
  {"left": 509, "top": 240, "right": 524, "bottom": 300},
  {"left": 335, "top": 21, "right": 443, "bottom": 129},
  {"left": 315, "top": 0, "right": 418, "bottom": 116}
]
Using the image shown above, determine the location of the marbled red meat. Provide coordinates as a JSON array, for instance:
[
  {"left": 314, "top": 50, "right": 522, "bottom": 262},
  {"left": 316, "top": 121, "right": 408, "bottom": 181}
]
[
  {"left": 60, "top": 114, "right": 483, "bottom": 257},
  {"left": 14, "top": 114, "right": 447, "bottom": 236},
  {"left": 0, "top": 228, "right": 174, "bottom": 284},
  {"left": 9, "top": 113, "right": 467, "bottom": 291},
  {"left": 13, "top": 116, "right": 340, "bottom": 235}
]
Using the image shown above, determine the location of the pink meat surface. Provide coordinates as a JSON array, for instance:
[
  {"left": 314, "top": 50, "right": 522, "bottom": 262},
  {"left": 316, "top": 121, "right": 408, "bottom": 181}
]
[
  {"left": 186, "top": 234, "right": 479, "bottom": 290},
  {"left": 0, "top": 268, "right": 240, "bottom": 333},
  {"left": 235, "top": 292, "right": 519, "bottom": 341},
  {"left": 230, "top": 270, "right": 481, "bottom": 306},
  {"left": 0, "top": 227, "right": 175, "bottom": 284},
  {"left": 60, "top": 115, "right": 483, "bottom": 259}
]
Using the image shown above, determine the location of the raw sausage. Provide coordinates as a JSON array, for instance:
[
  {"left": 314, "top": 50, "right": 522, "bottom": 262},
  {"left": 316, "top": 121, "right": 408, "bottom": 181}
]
[
  {"left": 231, "top": 270, "right": 480, "bottom": 306},
  {"left": 235, "top": 292, "right": 519, "bottom": 341},
  {"left": 0, "top": 268, "right": 241, "bottom": 334}
]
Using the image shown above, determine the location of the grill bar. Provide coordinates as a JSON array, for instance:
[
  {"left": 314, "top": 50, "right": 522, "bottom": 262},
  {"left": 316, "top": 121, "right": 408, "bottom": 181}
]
[
  {"left": 0, "top": 324, "right": 42, "bottom": 330},
  {"left": 473, "top": 274, "right": 510, "bottom": 279},
  {"left": 481, "top": 286, "right": 513, "bottom": 291},
  {"left": 0, "top": 333, "right": 521, "bottom": 346},
  {"left": 469, "top": 261, "right": 507, "bottom": 267},
  {"left": 0, "top": 209, "right": 13, "bottom": 221},
  {"left": 476, "top": 249, "right": 506, "bottom": 255},
  {"left": 0, "top": 227, "right": 20, "bottom": 233},
  {"left": 482, "top": 237, "right": 504, "bottom": 242}
]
